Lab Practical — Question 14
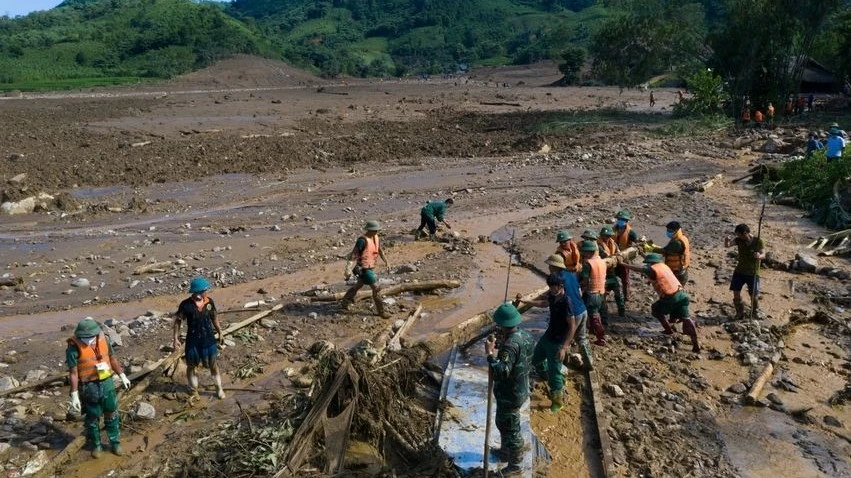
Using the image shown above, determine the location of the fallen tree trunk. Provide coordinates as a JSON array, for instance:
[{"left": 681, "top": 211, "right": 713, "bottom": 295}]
[
  {"left": 697, "top": 173, "right": 723, "bottom": 192},
  {"left": 602, "top": 246, "right": 640, "bottom": 269},
  {"left": 310, "top": 279, "right": 461, "bottom": 302},
  {"left": 0, "top": 373, "right": 66, "bottom": 398},
  {"left": 745, "top": 351, "right": 782, "bottom": 406}
]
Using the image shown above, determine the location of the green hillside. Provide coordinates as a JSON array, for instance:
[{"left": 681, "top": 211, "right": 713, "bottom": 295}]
[
  {"left": 0, "top": 0, "right": 273, "bottom": 90},
  {"left": 0, "top": 0, "right": 607, "bottom": 89}
]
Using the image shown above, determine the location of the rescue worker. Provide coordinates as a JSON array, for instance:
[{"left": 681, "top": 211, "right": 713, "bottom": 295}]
[
  {"left": 554, "top": 230, "right": 581, "bottom": 273},
  {"left": 67, "top": 317, "right": 132, "bottom": 458},
  {"left": 485, "top": 302, "right": 534, "bottom": 476},
  {"left": 649, "top": 90, "right": 656, "bottom": 107},
  {"left": 724, "top": 224, "right": 765, "bottom": 319},
  {"left": 651, "top": 221, "right": 690, "bottom": 286},
  {"left": 614, "top": 209, "right": 639, "bottom": 301},
  {"left": 579, "top": 240, "right": 607, "bottom": 346},
  {"left": 826, "top": 123, "right": 847, "bottom": 161},
  {"left": 342, "top": 220, "right": 391, "bottom": 318},
  {"left": 173, "top": 276, "right": 226, "bottom": 400},
  {"left": 416, "top": 197, "right": 453, "bottom": 240},
  {"left": 741, "top": 107, "right": 751, "bottom": 125},
  {"left": 580, "top": 228, "right": 598, "bottom": 242},
  {"left": 766, "top": 102, "right": 775, "bottom": 125},
  {"left": 622, "top": 254, "right": 700, "bottom": 353},
  {"left": 753, "top": 109, "right": 764, "bottom": 128},
  {"left": 598, "top": 226, "right": 625, "bottom": 319},
  {"left": 784, "top": 97, "right": 794, "bottom": 116}
]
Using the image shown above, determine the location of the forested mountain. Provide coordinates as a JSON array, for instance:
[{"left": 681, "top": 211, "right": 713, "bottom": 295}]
[{"left": 0, "top": 0, "right": 849, "bottom": 100}]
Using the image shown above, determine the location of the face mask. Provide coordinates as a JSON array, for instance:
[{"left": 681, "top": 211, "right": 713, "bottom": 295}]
[
  {"left": 666, "top": 231, "right": 674, "bottom": 238},
  {"left": 83, "top": 337, "right": 97, "bottom": 346},
  {"left": 617, "top": 219, "right": 627, "bottom": 228}
]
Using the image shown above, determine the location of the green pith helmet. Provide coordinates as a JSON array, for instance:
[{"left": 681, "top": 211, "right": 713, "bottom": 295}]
[
  {"left": 616, "top": 209, "right": 633, "bottom": 220},
  {"left": 364, "top": 219, "right": 381, "bottom": 231},
  {"left": 189, "top": 276, "right": 211, "bottom": 294},
  {"left": 599, "top": 225, "right": 614, "bottom": 237},
  {"left": 545, "top": 253, "right": 566, "bottom": 269},
  {"left": 493, "top": 302, "right": 522, "bottom": 327},
  {"left": 579, "top": 240, "right": 598, "bottom": 252},
  {"left": 644, "top": 253, "right": 664, "bottom": 264},
  {"left": 555, "top": 230, "right": 572, "bottom": 242},
  {"left": 75, "top": 317, "right": 101, "bottom": 338},
  {"left": 581, "top": 228, "right": 598, "bottom": 240}
]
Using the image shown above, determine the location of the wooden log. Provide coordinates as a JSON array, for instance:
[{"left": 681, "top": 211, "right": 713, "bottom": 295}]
[
  {"left": 221, "top": 304, "right": 283, "bottom": 335},
  {"left": 0, "top": 373, "right": 66, "bottom": 398},
  {"left": 602, "top": 246, "right": 641, "bottom": 269},
  {"left": 587, "top": 371, "right": 617, "bottom": 478},
  {"left": 745, "top": 351, "right": 782, "bottom": 406},
  {"left": 310, "top": 279, "right": 461, "bottom": 302},
  {"left": 386, "top": 304, "right": 423, "bottom": 353},
  {"left": 132, "top": 261, "right": 173, "bottom": 275},
  {"left": 697, "top": 173, "right": 724, "bottom": 191}
]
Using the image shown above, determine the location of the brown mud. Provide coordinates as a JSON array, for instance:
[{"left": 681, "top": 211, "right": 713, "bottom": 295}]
[{"left": 0, "top": 57, "right": 849, "bottom": 477}]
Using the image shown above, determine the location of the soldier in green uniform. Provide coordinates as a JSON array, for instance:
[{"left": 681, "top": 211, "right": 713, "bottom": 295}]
[
  {"left": 485, "top": 302, "right": 534, "bottom": 477},
  {"left": 342, "top": 220, "right": 391, "bottom": 318},
  {"left": 67, "top": 318, "right": 131, "bottom": 458},
  {"left": 598, "top": 225, "right": 626, "bottom": 320},
  {"left": 613, "top": 209, "right": 640, "bottom": 301},
  {"left": 415, "top": 197, "right": 454, "bottom": 240}
]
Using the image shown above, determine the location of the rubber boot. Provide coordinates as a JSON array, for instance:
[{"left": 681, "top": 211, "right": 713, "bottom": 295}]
[
  {"left": 86, "top": 415, "right": 103, "bottom": 458},
  {"left": 590, "top": 313, "right": 607, "bottom": 346},
  {"left": 681, "top": 318, "right": 700, "bottom": 353},
  {"left": 733, "top": 299, "right": 745, "bottom": 320},
  {"left": 501, "top": 464, "right": 523, "bottom": 477},
  {"left": 616, "top": 294, "right": 626, "bottom": 318},
  {"left": 550, "top": 389, "right": 564, "bottom": 413},
  {"left": 751, "top": 297, "right": 760, "bottom": 318},
  {"left": 489, "top": 446, "right": 509, "bottom": 461},
  {"left": 340, "top": 288, "right": 357, "bottom": 311},
  {"left": 105, "top": 414, "right": 121, "bottom": 455},
  {"left": 373, "top": 292, "right": 391, "bottom": 319},
  {"left": 579, "top": 343, "right": 594, "bottom": 371},
  {"left": 655, "top": 315, "right": 675, "bottom": 335}
]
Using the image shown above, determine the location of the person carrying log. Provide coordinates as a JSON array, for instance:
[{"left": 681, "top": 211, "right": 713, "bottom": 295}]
[
  {"left": 485, "top": 302, "right": 534, "bottom": 476},
  {"left": 614, "top": 209, "right": 639, "bottom": 302},
  {"left": 622, "top": 253, "right": 700, "bottom": 352},
  {"left": 649, "top": 221, "right": 690, "bottom": 286},
  {"left": 579, "top": 240, "right": 608, "bottom": 346},
  {"left": 554, "top": 230, "right": 581, "bottom": 273},
  {"left": 415, "top": 197, "right": 454, "bottom": 240},
  {"left": 342, "top": 220, "right": 391, "bottom": 318},
  {"left": 173, "top": 276, "right": 226, "bottom": 401},
  {"left": 597, "top": 226, "right": 626, "bottom": 320},
  {"left": 67, "top": 317, "right": 131, "bottom": 458},
  {"left": 516, "top": 257, "right": 587, "bottom": 412},
  {"left": 724, "top": 224, "right": 765, "bottom": 319}
]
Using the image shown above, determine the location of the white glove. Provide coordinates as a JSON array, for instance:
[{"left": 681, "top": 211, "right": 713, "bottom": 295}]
[
  {"left": 70, "top": 390, "right": 81, "bottom": 413},
  {"left": 344, "top": 261, "right": 354, "bottom": 281},
  {"left": 119, "top": 373, "right": 131, "bottom": 391}
]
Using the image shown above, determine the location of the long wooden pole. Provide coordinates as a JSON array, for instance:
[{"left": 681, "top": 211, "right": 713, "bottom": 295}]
[{"left": 483, "top": 369, "right": 494, "bottom": 478}]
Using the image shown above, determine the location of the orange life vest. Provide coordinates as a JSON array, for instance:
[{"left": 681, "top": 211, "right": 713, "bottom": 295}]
[
  {"left": 596, "top": 237, "right": 617, "bottom": 258},
  {"left": 615, "top": 224, "right": 632, "bottom": 250},
  {"left": 650, "top": 263, "right": 681, "bottom": 297},
  {"left": 664, "top": 230, "right": 690, "bottom": 272},
  {"left": 359, "top": 235, "right": 380, "bottom": 269},
  {"left": 586, "top": 256, "right": 606, "bottom": 295},
  {"left": 767, "top": 105, "right": 775, "bottom": 117},
  {"left": 68, "top": 334, "right": 113, "bottom": 383},
  {"left": 556, "top": 241, "right": 581, "bottom": 272},
  {"left": 754, "top": 110, "right": 764, "bottom": 122}
]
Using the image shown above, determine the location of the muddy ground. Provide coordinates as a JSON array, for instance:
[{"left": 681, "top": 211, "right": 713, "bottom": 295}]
[{"left": 0, "top": 56, "right": 850, "bottom": 477}]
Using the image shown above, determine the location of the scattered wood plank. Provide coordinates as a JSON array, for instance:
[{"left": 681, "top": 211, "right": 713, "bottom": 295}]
[
  {"left": 386, "top": 303, "right": 423, "bottom": 353},
  {"left": 221, "top": 304, "right": 283, "bottom": 335},
  {"left": 130, "top": 141, "right": 152, "bottom": 148},
  {"left": 132, "top": 261, "right": 173, "bottom": 275},
  {"left": 0, "top": 373, "right": 66, "bottom": 398},
  {"left": 310, "top": 279, "right": 461, "bottom": 302},
  {"left": 698, "top": 173, "right": 723, "bottom": 192},
  {"left": 745, "top": 351, "right": 783, "bottom": 406},
  {"left": 587, "top": 370, "right": 617, "bottom": 478}
]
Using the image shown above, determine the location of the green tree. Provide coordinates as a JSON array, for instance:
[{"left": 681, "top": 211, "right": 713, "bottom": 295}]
[
  {"left": 673, "top": 68, "right": 726, "bottom": 116},
  {"left": 558, "top": 45, "right": 586, "bottom": 84},
  {"left": 589, "top": 0, "right": 706, "bottom": 88}
]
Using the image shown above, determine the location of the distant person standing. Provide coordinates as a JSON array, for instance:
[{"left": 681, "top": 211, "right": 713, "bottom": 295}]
[
  {"left": 649, "top": 90, "right": 656, "bottom": 107},
  {"left": 741, "top": 107, "right": 751, "bottom": 126},
  {"left": 807, "top": 93, "right": 814, "bottom": 112},
  {"left": 766, "top": 102, "right": 775, "bottom": 125},
  {"left": 826, "top": 123, "right": 847, "bottom": 161},
  {"left": 753, "top": 109, "right": 764, "bottom": 128},
  {"left": 173, "top": 276, "right": 226, "bottom": 400}
]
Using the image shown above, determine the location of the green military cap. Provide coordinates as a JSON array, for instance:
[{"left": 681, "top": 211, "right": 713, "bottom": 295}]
[
  {"left": 555, "top": 230, "right": 572, "bottom": 242},
  {"left": 599, "top": 225, "right": 614, "bottom": 236},
  {"left": 615, "top": 209, "right": 633, "bottom": 220},
  {"left": 74, "top": 317, "right": 101, "bottom": 338},
  {"left": 364, "top": 219, "right": 381, "bottom": 231},
  {"left": 579, "top": 240, "right": 598, "bottom": 252},
  {"left": 492, "top": 302, "right": 522, "bottom": 327},
  {"left": 643, "top": 253, "right": 664, "bottom": 264}
]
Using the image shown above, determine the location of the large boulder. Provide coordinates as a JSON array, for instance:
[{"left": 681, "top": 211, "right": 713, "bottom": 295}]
[{"left": 0, "top": 374, "right": 20, "bottom": 392}]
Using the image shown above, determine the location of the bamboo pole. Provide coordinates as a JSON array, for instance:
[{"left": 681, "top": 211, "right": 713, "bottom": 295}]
[
  {"left": 745, "top": 351, "right": 782, "bottom": 406},
  {"left": 310, "top": 279, "right": 461, "bottom": 302}
]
